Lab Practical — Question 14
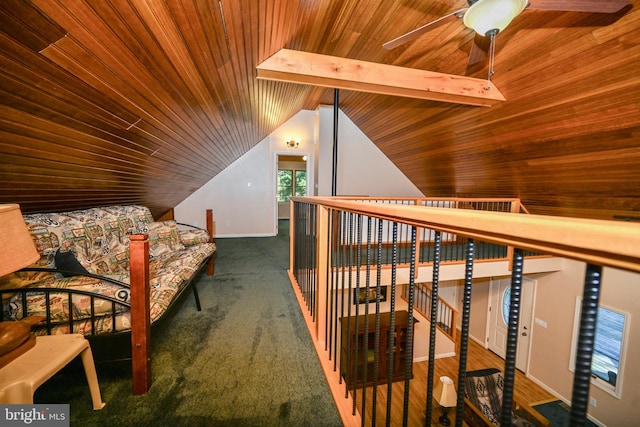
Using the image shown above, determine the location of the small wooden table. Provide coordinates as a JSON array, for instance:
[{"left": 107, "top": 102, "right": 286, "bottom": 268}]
[{"left": 0, "top": 334, "right": 105, "bottom": 409}]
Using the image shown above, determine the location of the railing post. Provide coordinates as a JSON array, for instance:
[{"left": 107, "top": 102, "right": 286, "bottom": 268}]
[
  {"left": 316, "top": 204, "right": 330, "bottom": 347},
  {"left": 289, "top": 201, "right": 295, "bottom": 273},
  {"left": 206, "top": 209, "right": 215, "bottom": 276},
  {"left": 130, "top": 234, "right": 151, "bottom": 395},
  {"left": 505, "top": 200, "right": 521, "bottom": 270}
]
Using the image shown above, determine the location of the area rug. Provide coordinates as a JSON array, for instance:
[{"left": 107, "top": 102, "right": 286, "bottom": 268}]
[{"left": 531, "top": 399, "right": 597, "bottom": 427}]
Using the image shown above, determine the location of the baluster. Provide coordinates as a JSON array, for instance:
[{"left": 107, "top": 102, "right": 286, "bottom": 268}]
[
  {"left": 570, "top": 264, "right": 602, "bottom": 426},
  {"left": 385, "top": 222, "right": 398, "bottom": 426},
  {"left": 402, "top": 225, "right": 418, "bottom": 426},
  {"left": 370, "top": 218, "right": 384, "bottom": 425},
  {"left": 502, "top": 248, "right": 524, "bottom": 426},
  {"left": 426, "top": 231, "right": 442, "bottom": 424},
  {"left": 360, "top": 216, "right": 373, "bottom": 427},
  {"left": 455, "top": 239, "right": 475, "bottom": 427}
]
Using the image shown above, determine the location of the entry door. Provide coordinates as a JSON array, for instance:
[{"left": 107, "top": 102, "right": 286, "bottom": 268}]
[{"left": 488, "top": 277, "right": 535, "bottom": 372}]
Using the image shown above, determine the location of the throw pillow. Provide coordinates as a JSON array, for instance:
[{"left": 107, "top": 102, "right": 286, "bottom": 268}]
[
  {"left": 147, "top": 221, "right": 186, "bottom": 258},
  {"left": 178, "top": 228, "right": 211, "bottom": 245},
  {"left": 54, "top": 249, "right": 90, "bottom": 277}
]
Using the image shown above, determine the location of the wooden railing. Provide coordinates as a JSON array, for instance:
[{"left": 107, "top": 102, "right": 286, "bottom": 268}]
[
  {"left": 287, "top": 196, "right": 640, "bottom": 427},
  {"left": 326, "top": 197, "right": 536, "bottom": 269},
  {"left": 403, "top": 282, "right": 457, "bottom": 343},
  {"left": 329, "top": 196, "right": 528, "bottom": 214}
]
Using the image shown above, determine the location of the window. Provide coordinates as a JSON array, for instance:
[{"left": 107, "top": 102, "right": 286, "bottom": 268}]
[
  {"left": 570, "top": 297, "right": 628, "bottom": 398},
  {"left": 502, "top": 286, "right": 511, "bottom": 325},
  {"left": 294, "top": 170, "right": 307, "bottom": 197},
  {"left": 277, "top": 169, "right": 306, "bottom": 202}
]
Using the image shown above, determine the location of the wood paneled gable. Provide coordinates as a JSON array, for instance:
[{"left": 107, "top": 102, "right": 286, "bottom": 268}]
[{"left": 0, "top": 0, "right": 639, "bottom": 220}]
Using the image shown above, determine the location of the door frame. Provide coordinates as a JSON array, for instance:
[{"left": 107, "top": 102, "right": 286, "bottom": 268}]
[
  {"left": 274, "top": 152, "right": 310, "bottom": 231},
  {"left": 486, "top": 276, "right": 536, "bottom": 373}
]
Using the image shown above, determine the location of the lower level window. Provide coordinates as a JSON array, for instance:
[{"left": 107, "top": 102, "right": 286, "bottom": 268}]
[{"left": 570, "top": 297, "right": 628, "bottom": 398}]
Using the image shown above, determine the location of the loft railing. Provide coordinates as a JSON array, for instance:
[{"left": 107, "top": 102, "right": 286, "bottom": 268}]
[
  {"left": 327, "top": 197, "right": 539, "bottom": 268},
  {"left": 288, "top": 196, "right": 640, "bottom": 427},
  {"left": 331, "top": 196, "right": 529, "bottom": 214}
]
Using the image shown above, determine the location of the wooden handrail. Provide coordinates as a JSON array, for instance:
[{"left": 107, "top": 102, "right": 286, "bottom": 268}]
[
  {"left": 329, "top": 196, "right": 525, "bottom": 205},
  {"left": 292, "top": 196, "right": 640, "bottom": 273}
]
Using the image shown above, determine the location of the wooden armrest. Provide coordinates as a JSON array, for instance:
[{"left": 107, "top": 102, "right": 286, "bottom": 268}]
[
  {"left": 514, "top": 401, "right": 551, "bottom": 427},
  {"left": 463, "top": 396, "right": 494, "bottom": 427}
]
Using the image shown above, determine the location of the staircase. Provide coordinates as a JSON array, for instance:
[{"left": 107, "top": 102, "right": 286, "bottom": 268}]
[
  {"left": 402, "top": 282, "right": 457, "bottom": 343},
  {"left": 400, "top": 282, "right": 458, "bottom": 361}
]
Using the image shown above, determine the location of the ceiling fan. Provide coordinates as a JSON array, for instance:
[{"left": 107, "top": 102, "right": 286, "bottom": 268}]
[{"left": 383, "top": 0, "right": 630, "bottom": 82}]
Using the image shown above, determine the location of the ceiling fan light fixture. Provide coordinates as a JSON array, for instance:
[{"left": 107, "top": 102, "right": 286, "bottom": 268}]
[{"left": 463, "top": 0, "right": 528, "bottom": 36}]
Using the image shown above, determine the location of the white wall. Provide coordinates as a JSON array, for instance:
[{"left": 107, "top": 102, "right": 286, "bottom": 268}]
[
  {"left": 316, "top": 105, "right": 425, "bottom": 197},
  {"left": 174, "top": 110, "right": 316, "bottom": 237},
  {"left": 175, "top": 106, "right": 423, "bottom": 237},
  {"left": 173, "top": 138, "right": 274, "bottom": 237}
]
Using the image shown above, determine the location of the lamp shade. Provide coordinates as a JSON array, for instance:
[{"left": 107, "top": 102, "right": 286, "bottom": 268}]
[
  {"left": 433, "top": 376, "right": 457, "bottom": 408},
  {"left": 0, "top": 204, "right": 40, "bottom": 277},
  {"left": 463, "top": 0, "right": 528, "bottom": 36}
]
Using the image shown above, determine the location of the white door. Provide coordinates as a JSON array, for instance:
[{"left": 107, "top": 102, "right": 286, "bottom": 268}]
[{"left": 488, "top": 277, "right": 535, "bottom": 372}]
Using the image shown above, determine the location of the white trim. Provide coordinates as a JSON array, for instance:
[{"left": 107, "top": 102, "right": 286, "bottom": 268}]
[
  {"left": 435, "top": 352, "right": 457, "bottom": 360},
  {"left": 412, "top": 352, "right": 458, "bottom": 364},
  {"left": 524, "top": 373, "right": 606, "bottom": 427},
  {"left": 274, "top": 151, "right": 311, "bottom": 226},
  {"left": 215, "top": 232, "right": 277, "bottom": 238},
  {"left": 569, "top": 296, "right": 629, "bottom": 399},
  {"left": 484, "top": 279, "right": 493, "bottom": 349},
  {"left": 470, "top": 333, "right": 487, "bottom": 348}
]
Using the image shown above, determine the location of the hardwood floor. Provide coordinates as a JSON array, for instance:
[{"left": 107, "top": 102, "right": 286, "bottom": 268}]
[{"left": 354, "top": 336, "right": 556, "bottom": 426}]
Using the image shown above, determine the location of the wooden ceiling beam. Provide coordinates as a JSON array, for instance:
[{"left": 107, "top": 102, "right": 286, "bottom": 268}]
[{"left": 256, "top": 48, "right": 505, "bottom": 107}]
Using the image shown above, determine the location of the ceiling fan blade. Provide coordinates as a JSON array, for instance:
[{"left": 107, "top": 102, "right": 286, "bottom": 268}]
[
  {"left": 383, "top": 8, "right": 468, "bottom": 50},
  {"left": 467, "top": 34, "right": 490, "bottom": 67},
  {"left": 527, "top": 0, "right": 630, "bottom": 13}
]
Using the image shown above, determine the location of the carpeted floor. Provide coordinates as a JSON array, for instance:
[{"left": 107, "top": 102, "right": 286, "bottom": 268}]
[{"left": 34, "top": 220, "right": 342, "bottom": 426}]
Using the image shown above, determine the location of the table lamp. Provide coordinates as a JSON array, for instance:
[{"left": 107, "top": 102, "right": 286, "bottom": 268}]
[
  {"left": 0, "top": 204, "right": 41, "bottom": 367},
  {"left": 0, "top": 204, "right": 40, "bottom": 277},
  {"left": 433, "top": 375, "right": 457, "bottom": 426}
]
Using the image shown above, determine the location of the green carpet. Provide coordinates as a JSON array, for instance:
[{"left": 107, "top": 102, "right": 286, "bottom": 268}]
[
  {"left": 531, "top": 400, "right": 597, "bottom": 427},
  {"left": 34, "top": 220, "right": 342, "bottom": 426}
]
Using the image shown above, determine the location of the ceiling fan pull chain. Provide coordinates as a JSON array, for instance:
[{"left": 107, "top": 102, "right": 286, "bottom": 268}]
[{"left": 486, "top": 30, "right": 497, "bottom": 90}]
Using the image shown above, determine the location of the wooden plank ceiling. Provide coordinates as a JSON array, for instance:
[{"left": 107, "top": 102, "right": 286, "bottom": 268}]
[{"left": 0, "top": 0, "right": 639, "bottom": 220}]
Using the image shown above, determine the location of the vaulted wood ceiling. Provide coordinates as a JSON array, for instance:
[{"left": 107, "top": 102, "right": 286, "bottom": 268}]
[{"left": 1, "top": 0, "right": 638, "bottom": 220}]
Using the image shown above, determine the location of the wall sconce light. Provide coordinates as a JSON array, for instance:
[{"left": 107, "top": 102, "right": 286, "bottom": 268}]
[{"left": 285, "top": 137, "right": 300, "bottom": 148}]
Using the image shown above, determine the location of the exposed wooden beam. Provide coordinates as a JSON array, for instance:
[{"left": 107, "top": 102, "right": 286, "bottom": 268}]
[{"left": 256, "top": 48, "right": 505, "bottom": 107}]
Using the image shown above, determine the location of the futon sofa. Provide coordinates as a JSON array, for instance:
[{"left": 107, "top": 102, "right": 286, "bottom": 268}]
[
  {"left": 463, "top": 368, "right": 550, "bottom": 427},
  {"left": 0, "top": 205, "right": 216, "bottom": 359}
]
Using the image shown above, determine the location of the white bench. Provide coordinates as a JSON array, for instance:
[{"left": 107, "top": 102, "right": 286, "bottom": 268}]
[{"left": 0, "top": 334, "right": 105, "bottom": 409}]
